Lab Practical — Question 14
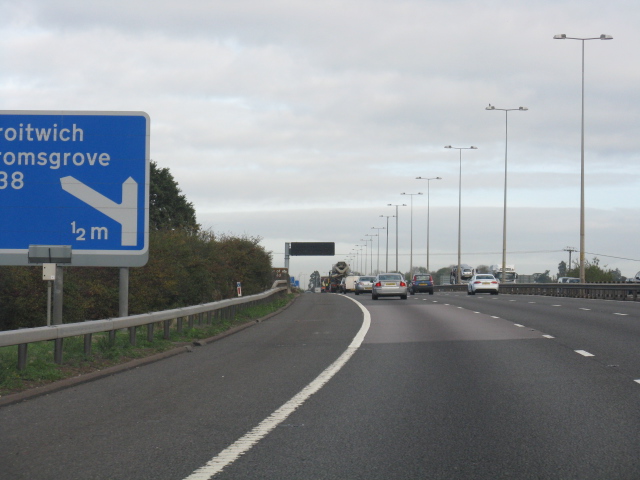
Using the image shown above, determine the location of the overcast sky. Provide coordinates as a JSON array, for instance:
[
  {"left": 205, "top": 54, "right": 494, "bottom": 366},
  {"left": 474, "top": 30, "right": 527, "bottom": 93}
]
[{"left": 2, "top": 0, "right": 639, "bottom": 284}]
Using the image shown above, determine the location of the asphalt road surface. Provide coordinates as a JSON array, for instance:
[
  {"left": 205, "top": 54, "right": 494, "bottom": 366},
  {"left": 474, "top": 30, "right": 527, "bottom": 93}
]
[{"left": 2, "top": 291, "right": 640, "bottom": 479}]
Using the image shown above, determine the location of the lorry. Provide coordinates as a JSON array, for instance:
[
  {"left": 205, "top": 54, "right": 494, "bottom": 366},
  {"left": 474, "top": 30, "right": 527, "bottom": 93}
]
[
  {"left": 328, "top": 261, "right": 351, "bottom": 293},
  {"left": 450, "top": 264, "right": 475, "bottom": 284},
  {"left": 490, "top": 264, "right": 518, "bottom": 283}
]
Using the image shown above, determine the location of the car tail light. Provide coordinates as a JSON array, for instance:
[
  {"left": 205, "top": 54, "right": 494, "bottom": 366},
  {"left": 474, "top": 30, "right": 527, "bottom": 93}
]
[
  {"left": 375, "top": 282, "right": 382, "bottom": 287},
  {"left": 474, "top": 281, "right": 481, "bottom": 284},
  {"left": 491, "top": 281, "right": 498, "bottom": 284},
  {"left": 400, "top": 281, "right": 406, "bottom": 287}
]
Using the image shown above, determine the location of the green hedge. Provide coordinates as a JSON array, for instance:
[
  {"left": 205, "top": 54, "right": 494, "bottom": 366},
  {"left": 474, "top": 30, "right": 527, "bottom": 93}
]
[{"left": 0, "top": 230, "right": 273, "bottom": 331}]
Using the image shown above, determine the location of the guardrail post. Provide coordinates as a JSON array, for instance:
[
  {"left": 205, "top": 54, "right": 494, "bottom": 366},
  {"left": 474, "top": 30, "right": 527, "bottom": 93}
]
[
  {"left": 164, "top": 320, "right": 171, "bottom": 339},
  {"left": 188, "top": 315, "right": 194, "bottom": 329},
  {"left": 109, "top": 330, "right": 116, "bottom": 345},
  {"left": 84, "top": 333, "right": 92, "bottom": 356},
  {"left": 54, "top": 338, "right": 63, "bottom": 364},
  {"left": 147, "top": 323, "right": 154, "bottom": 343},
  {"left": 18, "top": 343, "right": 28, "bottom": 371},
  {"left": 177, "top": 317, "right": 183, "bottom": 333},
  {"left": 129, "top": 327, "right": 136, "bottom": 346}
]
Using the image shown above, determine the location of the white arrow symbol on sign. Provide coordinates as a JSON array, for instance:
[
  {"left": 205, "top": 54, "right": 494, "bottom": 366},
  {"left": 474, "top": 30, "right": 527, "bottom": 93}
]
[{"left": 60, "top": 176, "right": 138, "bottom": 246}]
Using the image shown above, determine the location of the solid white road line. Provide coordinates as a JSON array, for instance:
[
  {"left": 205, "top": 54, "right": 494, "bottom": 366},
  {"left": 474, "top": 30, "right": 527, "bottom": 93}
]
[{"left": 183, "top": 295, "right": 371, "bottom": 480}]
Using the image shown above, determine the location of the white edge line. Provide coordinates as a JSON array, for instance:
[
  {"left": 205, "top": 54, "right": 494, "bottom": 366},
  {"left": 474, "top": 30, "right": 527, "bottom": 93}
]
[{"left": 183, "top": 295, "right": 371, "bottom": 480}]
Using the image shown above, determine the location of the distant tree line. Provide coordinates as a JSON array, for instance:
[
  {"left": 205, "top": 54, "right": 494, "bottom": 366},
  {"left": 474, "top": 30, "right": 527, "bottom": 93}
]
[{"left": 0, "top": 161, "right": 273, "bottom": 331}]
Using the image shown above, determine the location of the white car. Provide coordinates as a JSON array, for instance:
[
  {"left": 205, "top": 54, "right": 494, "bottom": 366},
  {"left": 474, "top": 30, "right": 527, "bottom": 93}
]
[{"left": 467, "top": 274, "right": 499, "bottom": 295}]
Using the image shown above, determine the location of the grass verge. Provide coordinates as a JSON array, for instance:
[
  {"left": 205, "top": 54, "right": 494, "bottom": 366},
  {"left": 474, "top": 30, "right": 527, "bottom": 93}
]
[{"left": 0, "top": 293, "right": 296, "bottom": 397}]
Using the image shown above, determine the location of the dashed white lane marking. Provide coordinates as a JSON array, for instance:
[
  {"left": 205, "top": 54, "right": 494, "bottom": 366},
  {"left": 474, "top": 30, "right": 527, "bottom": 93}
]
[
  {"left": 490, "top": 316, "right": 500, "bottom": 319},
  {"left": 543, "top": 335, "right": 555, "bottom": 339},
  {"left": 575, "top": 350, "right": 595, "bottom": 357},
  {"left": 552, "top": 305, "right": 562, "bottom": 307},
  {"left": 509, "top": 299, "right": 516, "bottom": 302},
  {"left": 183, "top": 295, "right": 371, "bottom": 480},
  {"left": 614, "top": 313, "right": 628, "bottom": 316},
  {"left": 514, "top": 324, "right": 525, "bottom": 328},
  {"left": 580, "top": 308, "right": 591, "bottom": 311},
  {"left": 528, "top": 302, "right": 536, "bottom": 304}
]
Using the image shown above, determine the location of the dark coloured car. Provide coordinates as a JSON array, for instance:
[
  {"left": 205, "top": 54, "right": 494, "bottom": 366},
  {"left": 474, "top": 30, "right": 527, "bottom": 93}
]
[{"left": 410, "top": 274, "right": 434, "bottom": 295}]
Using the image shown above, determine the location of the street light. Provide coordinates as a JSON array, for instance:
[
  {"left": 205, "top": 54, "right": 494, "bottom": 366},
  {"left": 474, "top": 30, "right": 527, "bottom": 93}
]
[
  {"left": 379, "top": 215, "right": 395, "bottom": 272},
  {"left": 365, "top": 233, "right": 376, "bottom": 275},
  {"left": 486, "top": 104, "right": 528, "bottom": 283},
  {"left": 445, "top": 145, "right": 477, "bottom": 284},
  {"left": 359, "top": 240, "right": 368, "bottom": 275},
  {"left": 356, "top": 244, "right": 367, "bottom": 274},
  {"left": 400, "top": 192, "right": 423, "bottom": 278},
  {"left": 371, "top": 226, "right": 385, "bottom": 274},
  {"left": 415, "top": 176, "right": 442, "bottom": 273},
  {"left": 554, "top": 33, "right": 612, "bottom": 283},
  {"left": 387, "top": 204, "right": 407, "bottom": 272}
]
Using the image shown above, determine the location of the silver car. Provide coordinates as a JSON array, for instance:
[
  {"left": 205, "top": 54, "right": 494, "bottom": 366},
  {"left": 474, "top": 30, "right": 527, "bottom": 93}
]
[
  {"left": 372, "top": 273, "right": 408, "bottom": 300},
  {"left": 355, "top": 276, "right": 375, "bottom": 295}
]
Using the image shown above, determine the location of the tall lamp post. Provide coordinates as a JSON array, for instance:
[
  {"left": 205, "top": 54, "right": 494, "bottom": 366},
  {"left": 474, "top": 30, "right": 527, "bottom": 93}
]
[
  {"left": 371, "top": 226, "right": 385, "bottom": 274},
  {"left": 359, "top": 240, "right": 368, "bottom": 275},
  {"left": 356, "top": 244, "right": 367, "bottom": 274},
  {"left": 400, "top": 192, "right": 423, "bottom": 278},
  {"left": 554, "top": 33, "right": 612, "bottom": 283},
  {"left": 445, "top": 145, "right": 477, "bottom": 284},
  {"left": 486, "top": 104, "right": 527, "bottom": 283},
  {"left": 379, "top": 215, "right": 395, "bottom": 272},
  {"left": 365, "top": 233, "right": 376, "bottom": 275},
  {"left": 387, "top": 204, "right": 407, "bottom": 272},
  {"left": 415, "top": 176, "right": 442, "bottom": 273}
]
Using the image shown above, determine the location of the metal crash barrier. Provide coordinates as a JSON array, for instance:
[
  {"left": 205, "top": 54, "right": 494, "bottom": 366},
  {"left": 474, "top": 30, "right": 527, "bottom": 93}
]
[
  {"left": 0, "top": 280, "right": 288, "bottom": 370},
  {"left": 434, "top": 282, "right": 640, "bottom": 301}
]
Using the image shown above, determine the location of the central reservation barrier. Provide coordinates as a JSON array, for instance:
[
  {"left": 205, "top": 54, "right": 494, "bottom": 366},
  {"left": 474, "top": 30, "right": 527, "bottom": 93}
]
[{"left": 434, "top": 282, "right": 640, "bottom": 301}]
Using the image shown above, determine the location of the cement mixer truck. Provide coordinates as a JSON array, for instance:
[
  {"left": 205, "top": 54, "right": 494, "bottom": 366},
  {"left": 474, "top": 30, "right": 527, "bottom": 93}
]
[{"left": 328, "top": 261, "right": 351, "bottom": 293}]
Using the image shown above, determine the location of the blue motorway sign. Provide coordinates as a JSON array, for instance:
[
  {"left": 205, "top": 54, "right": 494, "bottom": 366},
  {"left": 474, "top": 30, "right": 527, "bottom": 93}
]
[{"left": 0, "top": 111, "right": 149, "bottom": 266}]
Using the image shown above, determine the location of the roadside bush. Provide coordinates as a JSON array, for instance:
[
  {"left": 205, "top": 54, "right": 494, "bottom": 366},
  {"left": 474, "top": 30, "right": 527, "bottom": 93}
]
[{"left": 0, "top": 230, "right": 273, "bottom": 330}]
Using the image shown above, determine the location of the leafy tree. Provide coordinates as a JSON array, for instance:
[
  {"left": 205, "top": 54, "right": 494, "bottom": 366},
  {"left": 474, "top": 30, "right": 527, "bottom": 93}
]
[
  {"left": 476, "top": 264, "right": 490, "bottom": 274},
  {"left": 558, "top": 261, "right": 567, "bottom": 278},
  {"left": 149, "top": 161, "right": 199, "bottom": 232},
  {"left": 534, "top": 270, "right": 552, "bottom": 283},
  {"left": 309, "top": 271, "right": 320, "bottom": 290},
  {"left": 566, "top": 257, "right": 617, "bottom": 283},
  {"left": 434, "top": 266, "right": 454, "bottom": 285}
]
